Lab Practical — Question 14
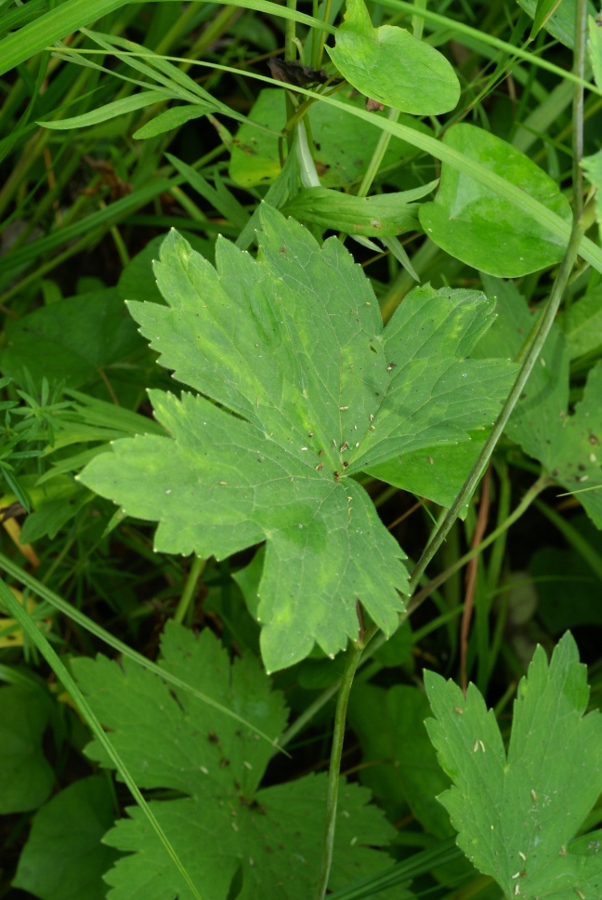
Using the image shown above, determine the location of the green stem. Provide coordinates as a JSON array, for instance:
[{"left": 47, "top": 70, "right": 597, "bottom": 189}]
[
  {"left": 315, "top": 0, "right": 334, "bottom": 70},
  {"left": 173, "top": 556, "right": 206, "bottom": 625},
  {"left": 408, "top": 199, "right": 593, "bottom": 592},
  {"left": 407, "top": 474, "right": 552, "bottom": 615},
  {"left": 285, "top": 0, "right": 297, "bottom": 61},
  {"left": 357, "top": 107, "right": 400, "bottom": 198},
  {"left": 315, "top": 640, "right": 364, "bottom": 900},
  {"left": 572, "top": 0, "right": 587, "bottom": 223},
  {"left": 409, "top": 0, "right": 591, "bottom": 588}
]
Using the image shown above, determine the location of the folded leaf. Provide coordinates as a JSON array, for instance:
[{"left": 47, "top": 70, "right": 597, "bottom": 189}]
[
  {"left": 79, "top": 206, "right": 516, "bottom": 671},
  {"left": 281, "top": 183, "right": 436, "bottom": 236}
]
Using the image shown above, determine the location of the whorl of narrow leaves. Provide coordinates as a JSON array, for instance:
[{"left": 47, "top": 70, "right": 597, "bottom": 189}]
[
  {"left": 79, "top": 205, "right": 516, "bottom": 672},
  {"left": 424, "top": 633, "right": 602, "bottom": 900}
]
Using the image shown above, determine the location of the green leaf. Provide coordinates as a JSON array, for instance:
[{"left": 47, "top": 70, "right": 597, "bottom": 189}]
[
  {"left": 557, "top": 283, "right": 602, "bottom": 360},
  {"left": 0, "top": 0, "right": 334, "bottom": 80},
  {"left": 78, "top": 207, "right": 516, "bottom": 672},
  {"left": 349, "top": 683, "right": 452, "bottom": 838},
  {"left": 518, "top": 0, "right": 597, "bottom": 47},
  {"left": 530, "top": 513, "right": 602, "bottom": 633},
  {"left": 0, "top": 288, "right": 145, "bottom": 389},
  {"left": 589, "top": 15, "right": 602, "bottom": 90},
  {"left": 424, "top": 633, "right": 602, "bottom": 899},
  {"left": 228, "top": 87, "right": 432, "bottom": 189},
  {"left": 132, "top": 104, "right": 211, "bottom": 139},
  {"left": 530, "top": 0, "right": 564, "bottom": 39},
  {"left": 38, "top": 90, "right": 173, "bottom": 130},
  {"left": 366, "top": 433, "right": 486, "bottom": 511},
  {"left": 474, "top": 275, "right": 602, "bottom": 528},
  {"left": 117, "top": 232, "right": 214, "bottom": 307},
  {"left": 327, "top": 0, "right": 460, "bottom": 114},
  {"left": 0, "top": 685, "right": 54, "bottom": 813},
  {"left": 582, "top": 146, "right": 602, "bottom": 230},
  {"left": 13, "top": 776, "right": 118, "bottom": 900},
  {"left": 20, "top": 486, "right": 91, "bottom": 543},
  {"left": 73, "top": 623, "right": 396, "bottom": 899},
  {"left": 281, "top": 183, "right": 436, "bottom": 236},
  {"left": 418, "top": 123, "right": 573, "bottom": 277}
]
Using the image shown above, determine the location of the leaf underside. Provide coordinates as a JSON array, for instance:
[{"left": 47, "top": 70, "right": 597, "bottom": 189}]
[{"left": 79, "top": 205, "right": 516, "bottom": 672}]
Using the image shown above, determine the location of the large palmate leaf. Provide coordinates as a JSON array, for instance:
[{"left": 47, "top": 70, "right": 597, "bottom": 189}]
[
  {"left": 72, "top": 623, "right": 397, "bottom": 900},
  {"left": 79, "top": 206, "right": 516, "bottom": 672},
  {"left": 474, "top": 275, "right": 602, "bottom": 528},
  {"left": 424, "top": 633, "right": 602, "bottom": 899}
]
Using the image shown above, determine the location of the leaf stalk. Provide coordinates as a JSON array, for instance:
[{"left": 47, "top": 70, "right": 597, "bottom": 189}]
[{"left": 315, "top": 639, "right": 365, "bottom": 899}]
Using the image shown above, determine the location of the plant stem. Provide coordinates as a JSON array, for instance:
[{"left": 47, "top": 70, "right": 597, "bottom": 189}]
[
  {"left": 409, "top": 0, "right": 591, "bottom": 589},
  {"left": 173, "top": 556, "right": 206, "bottom": 625},
  {"left": 408, "top": 204, "right": 592, "bottom": 592},
  {"left": 407, "top": 474, "right": 552, "bottom": 615},
  {"left": 315, "top": 640, "right": 364, "bottom": 899}
]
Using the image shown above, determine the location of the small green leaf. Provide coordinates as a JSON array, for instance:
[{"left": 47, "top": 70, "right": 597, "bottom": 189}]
[
  {"left": 419, "top": 123, "right": 572, "bottom": 277},
  {"left": 38, "top": 90, "right": 171, "bottom": 130},
  {"left": 73, "top": 623, "right": 396, "bottom": 899},
  {"left": 133, "top": 104, "right": 211, "bottom": 139},
  {"left": 530, "top": 514, "right": 602, "bottom": 633},
  {"left": 0, "top": 685, "right": 54, "bottom": 813},
  {"left": 13, "top": 776, "right": 118, "bottom": 900},
  {"left": 79, "top": 207, "right": 516, "bottom": 672},
  {"left": 281, "top": 183, "right": 436, "bottom": 236},
  {"left": 327, "top": 0, "right": 460, "bottom": 115},
  {"left": 349, "top": 683, "right": 453, "bottom": 839},
  {"left": 424, "top": 633, "right": 602, "bottom": 899}
]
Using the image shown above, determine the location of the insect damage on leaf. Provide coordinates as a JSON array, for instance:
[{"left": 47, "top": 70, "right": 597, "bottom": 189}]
[{"left": 78, "top": 205, "right": 516, "bottom": 673}]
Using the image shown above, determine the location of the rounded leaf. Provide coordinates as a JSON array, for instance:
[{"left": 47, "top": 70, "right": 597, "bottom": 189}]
[
  {"left": 327, "top": 0, "right": 460, "bottom": 115},
  {"left": 418, "top": 123, "right": 572, "bottom": 276}
]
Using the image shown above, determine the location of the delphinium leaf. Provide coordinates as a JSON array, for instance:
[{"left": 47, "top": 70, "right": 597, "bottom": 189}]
[
  {"left": 72, "top": 623, "right": 396, "bottom": 899},
  {"left": 79, "top": 205, "right": 516, "bottom": 672},
  {"left": 424, "top": 632, "right": 602, "bottom": 899}
]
